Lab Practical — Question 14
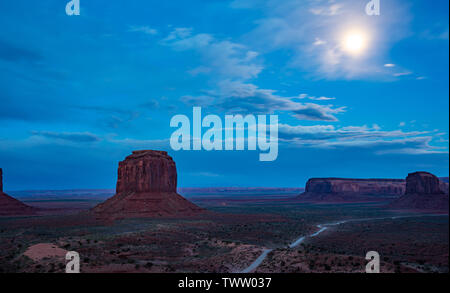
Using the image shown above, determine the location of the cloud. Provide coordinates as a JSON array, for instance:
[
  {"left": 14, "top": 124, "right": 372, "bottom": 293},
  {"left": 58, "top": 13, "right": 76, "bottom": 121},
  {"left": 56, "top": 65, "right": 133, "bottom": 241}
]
[
  {"left": 278, "top": 123, "right": 447, "bottom": 155},
  {"left": 128, "top": 25, "right": 158, "bottom": 35},
  {"left": 188, "top": 172, "right": 222, "bottom": 178},
  {"left": 30, "top": 131, "right": 101, "bottom": 143},
  {"left": 231, "top": 0, "right": 411, "bottom": 80},
  {"left": 373, "top": 137, "right": 448, "bottom": 155},
  {"left": 0, "top": 90, "right": 70, "bottom": 122},
  {"left": 310, "top": 4, "right": 343, "bottom": 16},
  {"left": 279, "top": 123, "right": 428, "bottom": 141},
  {"left": 419, "top": 26, "right": 449, "bottom": 41},
  {"left": 140, "top": 99, "right": 160, "bottom": 110},
  {"left": 163, "top": 27, "right": 344, "bottom": 121},
  {"left": 0, "top": 39, "right": 42, "bottom": 64},
  {"left": 313, "top": 38, "right": 326, "bottom": 46},
  {"left": 292, "top": 103, "right": 344, "bottom": 121},
  {"left": 163, "top": 27, "right": 193, "bottom": 41},
  {"left": 393, "top": 71, "right": 413, "bottom": 77},
  {"left": 382, "top": 63, "right": 417, "bottom": 79},
  {"left": 181, "top": 95, "right": 215, "bottom": 107},
  {"left": 162, "top": 28, "right": 263, "bottom": 80},
  {"left": 182, "top": 80, "right": 345, "bottom": 121},
  {"left": 74, "top": 105, "right": 141, "bottom": 129},
  {"left": 108, "top": 137, "right": 169, "bottom": 149},
  {"left": 299, "top": 94, "right": 336, "bottom": 101}
]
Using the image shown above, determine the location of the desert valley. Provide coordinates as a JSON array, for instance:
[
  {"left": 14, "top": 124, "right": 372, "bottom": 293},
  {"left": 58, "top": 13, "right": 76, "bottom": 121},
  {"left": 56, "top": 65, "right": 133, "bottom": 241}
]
[{"left": 0, "top": 150, "right": 448, "bottom": 273}]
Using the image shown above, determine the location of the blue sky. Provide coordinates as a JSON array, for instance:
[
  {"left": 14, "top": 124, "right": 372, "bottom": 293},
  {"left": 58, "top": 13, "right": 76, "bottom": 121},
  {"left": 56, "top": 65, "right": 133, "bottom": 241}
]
[{"left": 0, "top": 0, "right": 448, "bottom": 190}]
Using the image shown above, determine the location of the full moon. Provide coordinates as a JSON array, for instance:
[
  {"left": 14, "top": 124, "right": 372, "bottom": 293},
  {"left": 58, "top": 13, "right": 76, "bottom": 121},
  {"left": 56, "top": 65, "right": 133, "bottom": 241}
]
[{"left": 342, "top": 31, "right": 367, "bottom": 55}]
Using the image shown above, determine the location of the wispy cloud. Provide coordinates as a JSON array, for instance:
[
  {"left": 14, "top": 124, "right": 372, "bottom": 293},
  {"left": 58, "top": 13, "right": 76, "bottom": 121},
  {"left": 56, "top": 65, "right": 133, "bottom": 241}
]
[
  {"left": 162, "top": 28, "right": 263, "bottom": 80},
  {"left": 0, "top": 39, "right": 42, "bottom": 64},
  {"left": 188, "top": 171, "right": 222, "bottom": 178},
  {"left": 182, "top": 80, "right": 345, "bottom": 121},
  {"left": 310, "top": 4, "right": 343, "bottom": 16},
  {"left": 30, "top": 131, "right": 101, "bottom": 143},
  {"left": 163, "top": 28, "right": 344, "bottom": 121},
  {"left": 278, "top": 123, "right": 447, "bottom": 155},
  {"left": 279, "top": 124, "right": 428, "bottom": 141},
  {"left": 393, "top": 71, "right": 413, "bottom": 77},
  {"left": 74, "top": 105, "right": 141, "bottom": 130},
  {"left": 128, "top": 25, "right": 158, "bottom": 35},
  {"left": 419, "top": 25, "right": 449, "bottom": 41},
  {"left": 231, "top": 0, "right": 411, "bottom": 80},
  {"left": 298, "top": 93, "right": 336, "bottom": 101}
]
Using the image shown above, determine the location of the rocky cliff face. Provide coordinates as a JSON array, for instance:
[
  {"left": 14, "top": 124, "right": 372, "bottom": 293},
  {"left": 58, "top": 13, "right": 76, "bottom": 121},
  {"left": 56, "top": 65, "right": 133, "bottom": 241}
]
[
  {"left": 305, "top": 178, "right": 405, "bottom": 195},
  {"left": 116, "top": 150, "right": 177, "bottom": 194},
  {"left": 389, "top": 172, "right": 448, "bottom": 212},
  {"left": 439, "top": 177, "right": 449, "bottom": 195},
  {"left": 405, "top": 172, "right": 444, "bottom": 195},
  {"left": 439, "top": 180, "right": 449, "bottom": 195},
  {"left": 0, "top": 168, "right": 36, "bottom": 216},
  {"left": 92, "top": 150, "right": 203, "bottom": 220},
  {"left": 299, "top": 178, "right": 405, "bottom": 202}
]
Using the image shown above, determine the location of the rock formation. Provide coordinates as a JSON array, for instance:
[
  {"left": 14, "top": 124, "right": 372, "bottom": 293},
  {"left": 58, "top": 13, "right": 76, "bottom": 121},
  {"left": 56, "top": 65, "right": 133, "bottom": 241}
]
[
  {"left": 439, "top": 177, "right": 449, "bottom": 195},
  {"left": 405, "top": 172, "right": 443, "bottom": 195},
  {"left": 91, "top": 150, "right": 204, "bottom": 220},
  {"left": 389, "top": 172, "right": 449, "bottom": 212},
  {"left": 298, "top": 178, "right": 405, "bottom": 202},
  {"left": 0, "top": 168, "right": 36, "bottom": 216}
]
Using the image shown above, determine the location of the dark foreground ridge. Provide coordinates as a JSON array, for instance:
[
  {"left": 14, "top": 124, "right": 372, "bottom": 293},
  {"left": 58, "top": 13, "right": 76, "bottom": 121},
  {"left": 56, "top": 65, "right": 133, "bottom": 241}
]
[{"left": 91, "top": 150, "right": 204, "bottom": 220}]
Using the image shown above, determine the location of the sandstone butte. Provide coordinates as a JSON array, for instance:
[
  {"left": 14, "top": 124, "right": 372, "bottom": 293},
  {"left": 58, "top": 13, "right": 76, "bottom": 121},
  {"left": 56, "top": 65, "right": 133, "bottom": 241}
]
[
  {"left": 389, "top": 171, "right": 449, "bottom": 212},
  {"left": 298, "top": 177, "right": 406, "bottom": 202},
  {"left": 0, "top": 168, "right": 36, "bottom": 216},
  {"left": 91, "top": 150, "right": 204, "bottom": 220}
]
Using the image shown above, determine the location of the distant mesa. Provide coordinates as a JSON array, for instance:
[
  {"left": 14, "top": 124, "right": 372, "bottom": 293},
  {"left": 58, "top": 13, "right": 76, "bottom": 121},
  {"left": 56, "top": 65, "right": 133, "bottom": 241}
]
[
  {"left": 389, "top": 172, "right": 449, "bottom": 212},
  {"left": 0, "top": 168, "right": 36, "bottom": 216},
  {"left": 297, "top": 171, "right": 448, "bottom": 212},
  {"left": 298, "top": 177, "right": 406, "bottom": 202},
  {"left": 91, "top": 150, "right": 204, "bottom": 220}
]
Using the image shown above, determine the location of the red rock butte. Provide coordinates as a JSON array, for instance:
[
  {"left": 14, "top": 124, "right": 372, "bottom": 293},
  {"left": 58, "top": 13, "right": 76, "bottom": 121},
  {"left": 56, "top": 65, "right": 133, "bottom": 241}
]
[
  {"left": 0, "top": 168, "right": 36, "bottom": 216},
  {"left": 390, "top": 171, "right": 449, "bottom": 212},
  {"left": 405, "top": 172, "right": 445, "bottom": 195},
  {"left": 92, "top": 150, "right": 204, "bottom": 220}
]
